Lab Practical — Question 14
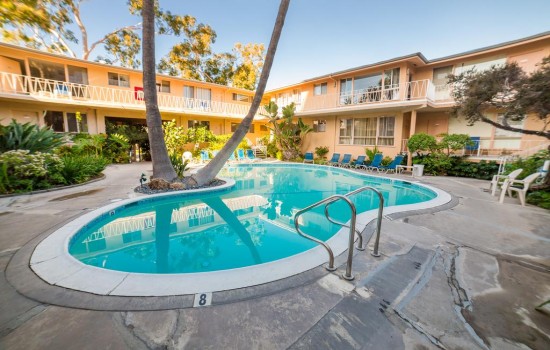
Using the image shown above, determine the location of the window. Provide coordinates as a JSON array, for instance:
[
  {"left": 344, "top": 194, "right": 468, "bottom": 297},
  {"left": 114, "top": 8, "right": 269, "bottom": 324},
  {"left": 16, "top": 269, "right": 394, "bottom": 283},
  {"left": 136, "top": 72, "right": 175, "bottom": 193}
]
[
  {"left": 260, "top": 124, "right": 269, "bottom": 132},
  {"left": 313, "top": 120, "right": 326, "bottom": 132},
  {"left": 196, "top": 87, "right": 211, "bottom": 101},
  {"left": 188, "top": 120, "right": 210, "bottom": 130},
  {"left": 44, "top": 111, "right": 64, "bottom": 132},
  {"left": 184, "top": 85, "right": 195, "bottom": 99},
  {"left": 231, "top": 122, "right": 254, "bottom": 133},
  {"left": 45, "top": 111, "right": 88, "bottom": 133},
  {"left": 378, "top": 117, "right": 395, "bottom": 146},
  {"left": 340, "top": 78, "right": 353, "bottom": 104},
  {"left": 495, "top": 114, "right": 524, "bottom": 137},
  {"left": 433, "top": 66, "right": 453, "bottom": 86},
  {"left": 233, "top": 93, "right": 252, "bottom": 103},
  {"left": 29, "top": 59, "right": 65, "bottom": 81},
  {"left": 108, "top": 72, "right": 130, "bottom": 87},
  {"left": 156, "top": 80, "right": 170, "bottom": 93},
  {"left": 68, "top": 65, "right": 88, "bottom": 85},
  {"left": 67, "top": 113, "right": 88, "bottom": 133},
  {"left": 338, "top": 116, "right": 395, "bottom": 145},
  {"left": 314, "top": 83, "right": 327, "bottom": 96},
  {"left": 339, "top": 119, "right": 353, "bottom": 144}
]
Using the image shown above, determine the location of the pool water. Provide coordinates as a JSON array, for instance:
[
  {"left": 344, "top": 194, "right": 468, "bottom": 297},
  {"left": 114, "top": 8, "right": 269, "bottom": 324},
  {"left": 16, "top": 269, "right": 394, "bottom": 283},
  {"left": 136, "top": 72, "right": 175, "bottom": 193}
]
[{"left": 69, "top": 164, "right": 436, "bottom": 274}]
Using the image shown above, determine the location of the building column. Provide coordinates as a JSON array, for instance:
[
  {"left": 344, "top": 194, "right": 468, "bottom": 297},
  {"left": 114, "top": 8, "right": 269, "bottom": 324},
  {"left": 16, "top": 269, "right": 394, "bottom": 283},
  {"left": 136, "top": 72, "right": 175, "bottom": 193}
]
[{"left": 407, "top": 109, "right": 417, "bottom": 166}]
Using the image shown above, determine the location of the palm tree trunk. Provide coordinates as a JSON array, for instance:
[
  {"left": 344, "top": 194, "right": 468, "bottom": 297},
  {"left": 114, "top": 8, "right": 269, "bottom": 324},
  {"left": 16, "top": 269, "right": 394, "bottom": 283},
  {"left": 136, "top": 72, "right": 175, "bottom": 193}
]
[
  {"left": 192, "top": 0, "right": 291, "bottom": 186},
  {"left": 142, "top": 0, "right": 177, "bottom": 181}
]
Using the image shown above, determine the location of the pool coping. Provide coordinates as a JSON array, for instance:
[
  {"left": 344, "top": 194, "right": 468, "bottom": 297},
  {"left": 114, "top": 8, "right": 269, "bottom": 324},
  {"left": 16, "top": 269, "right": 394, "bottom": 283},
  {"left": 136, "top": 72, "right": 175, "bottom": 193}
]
[{"left": 28, "top": 164, "right": 452, "bottom": 297}]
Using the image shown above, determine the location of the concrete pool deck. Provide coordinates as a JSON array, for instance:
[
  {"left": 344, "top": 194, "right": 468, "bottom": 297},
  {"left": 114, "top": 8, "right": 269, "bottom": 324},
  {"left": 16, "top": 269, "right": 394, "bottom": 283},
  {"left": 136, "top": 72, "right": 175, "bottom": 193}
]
[{"left": 0, "top": 162, "right": 549, "bottom": 349}]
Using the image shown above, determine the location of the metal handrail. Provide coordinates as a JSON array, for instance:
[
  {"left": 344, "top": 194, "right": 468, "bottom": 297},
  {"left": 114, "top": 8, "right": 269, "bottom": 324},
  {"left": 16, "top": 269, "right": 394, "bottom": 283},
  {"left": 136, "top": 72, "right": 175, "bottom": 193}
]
[
  {"left": 294, "top": 194, "right": 357, "bottom": 279},
  {"left": 324, "top": 186, "right": 384, "bottom": 257}
]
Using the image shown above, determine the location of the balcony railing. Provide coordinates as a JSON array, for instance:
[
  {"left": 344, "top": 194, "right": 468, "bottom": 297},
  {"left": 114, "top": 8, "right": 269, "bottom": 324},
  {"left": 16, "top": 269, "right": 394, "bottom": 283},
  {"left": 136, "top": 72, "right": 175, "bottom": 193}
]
[
  {"left": 0, "top": 72, "right": 260, "bottom": 118},
  {"left": 280, "top": 80, "right": 453, "bottom": 114}
]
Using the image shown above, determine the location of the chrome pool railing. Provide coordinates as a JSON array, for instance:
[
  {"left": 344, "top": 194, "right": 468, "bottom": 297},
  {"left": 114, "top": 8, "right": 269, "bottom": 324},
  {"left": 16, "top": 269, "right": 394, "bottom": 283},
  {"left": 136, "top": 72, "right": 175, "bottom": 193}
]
[{"left": 293, "top": 186, "right": 384, "bottom": 281}]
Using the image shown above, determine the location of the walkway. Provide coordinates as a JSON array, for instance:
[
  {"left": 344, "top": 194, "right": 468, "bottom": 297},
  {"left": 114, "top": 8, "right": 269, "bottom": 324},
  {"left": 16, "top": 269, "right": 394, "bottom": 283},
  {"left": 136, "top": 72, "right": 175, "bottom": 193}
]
[{"left": 0, "top": 162, "right": 549, "bottom": 349}]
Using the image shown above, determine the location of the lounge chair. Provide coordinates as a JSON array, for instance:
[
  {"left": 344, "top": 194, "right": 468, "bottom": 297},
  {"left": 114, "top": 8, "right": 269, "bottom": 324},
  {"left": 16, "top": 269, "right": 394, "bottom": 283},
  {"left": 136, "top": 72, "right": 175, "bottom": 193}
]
[
  {"left": 377, "top": 154, "right": 405, "bottom": 173},
  {"left": 353, "top": 155, "right": 367, "bottom": 169},
  {"left": 246, "top": 149, "right": 257, "bottom": 162},
  {"left": 236, "top": 148, "right": 246, "bottom": 162},
  {"left": 490, "top": 168, "right": 523, "bottom": 196},
  {"left": 328, "top": 153, "right": 341, "bottom": 166},
  {"left": 364, "top": 153, "right": 383, "bottom": 171},
  {"left": 303, "top": 152, "right": 314, "bottom": 164},
  {"left": 228, "top": 151, "right": 236, "bottom": 162},
  {"left": 337, "top": 153, "right": 352, "bottom": 167},
  {"left": 200, "top": 150, "right": 210, "bottom": 163},
  {"left": 499, "top": 172, "right": 542, "bottom": 206}
]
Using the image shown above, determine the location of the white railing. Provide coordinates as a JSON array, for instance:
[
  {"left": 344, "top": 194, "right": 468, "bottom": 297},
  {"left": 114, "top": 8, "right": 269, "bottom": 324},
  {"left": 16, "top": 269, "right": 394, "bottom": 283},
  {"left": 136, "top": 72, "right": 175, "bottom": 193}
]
[
  {"left": 0, "top": 72, "right": 261, "bottom": 118},
  {"left": 463, "top": 139, "right": 548, "bottom": 158},
  {"left": 295, "top": 79, "right": 449, "bottom": 113}
]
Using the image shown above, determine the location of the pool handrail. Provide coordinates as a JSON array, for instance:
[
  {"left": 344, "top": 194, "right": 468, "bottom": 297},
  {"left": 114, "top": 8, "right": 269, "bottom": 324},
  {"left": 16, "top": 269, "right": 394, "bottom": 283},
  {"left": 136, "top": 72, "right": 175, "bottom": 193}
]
[
  {"left": 294, "top": 194, "right": 357, "bottom": 280},
  {"left": 324, "top": 186, "right": 384, "bottom": 257}
]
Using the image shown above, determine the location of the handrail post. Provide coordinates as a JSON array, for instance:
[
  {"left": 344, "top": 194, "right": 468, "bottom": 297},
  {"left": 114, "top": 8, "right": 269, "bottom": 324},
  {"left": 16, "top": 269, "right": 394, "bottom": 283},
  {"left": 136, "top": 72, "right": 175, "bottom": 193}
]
[
  {"left": 371, "top": 191, "right": 384, "bottom": 257},
  {"left": 342, "top": 198, "right": 357, "bottom": 280}
]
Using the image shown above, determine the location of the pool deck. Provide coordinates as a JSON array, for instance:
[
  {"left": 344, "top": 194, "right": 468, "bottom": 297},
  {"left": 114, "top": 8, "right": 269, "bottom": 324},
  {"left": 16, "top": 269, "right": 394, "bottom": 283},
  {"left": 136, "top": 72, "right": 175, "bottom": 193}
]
[{"left": 0, "top": 162, "right": 549, "bottom": 349}]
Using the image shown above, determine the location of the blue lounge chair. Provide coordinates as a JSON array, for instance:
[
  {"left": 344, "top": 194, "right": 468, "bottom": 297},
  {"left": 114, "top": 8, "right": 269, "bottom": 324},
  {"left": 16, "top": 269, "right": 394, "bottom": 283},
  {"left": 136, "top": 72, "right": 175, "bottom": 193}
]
[
  {"left": 328, "top": 153, "right": 341, "bottom": 166},
  {"left": 237, "top": 148, "right": 245, "bottom": 161},
  {"left": 303, "top": 152, "right": 314, "bottom": 164},
  {"left": 228, "top": 151, "right": 236, "bottom": 162},
  {"left": 246, "top": 149, "right": 257, "bottom": 161},
  {"left": 364, "top": 153, "right": 384, "bottom": 171},
  {"left": 337, "top": 153, "right": 352, "bottom": 167},
  {"left": 353, "top": 155, "right": 367, "bottom": 169},
  {"left": 200, "top": 150, "right": 210, "bottom": 163},
  {"left": 377, "top": 154, "right": 405, "bottom": 173}
]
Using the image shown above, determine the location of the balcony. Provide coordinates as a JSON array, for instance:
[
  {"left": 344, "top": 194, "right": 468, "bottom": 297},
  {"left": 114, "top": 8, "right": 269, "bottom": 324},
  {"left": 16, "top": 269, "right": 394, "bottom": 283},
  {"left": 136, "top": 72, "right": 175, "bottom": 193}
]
[
  {"left": 0, "top": 72, "right": 260, "bottom": 119},
  {"left": 274, "top": 80, "right": 454, "bottom": 116}
]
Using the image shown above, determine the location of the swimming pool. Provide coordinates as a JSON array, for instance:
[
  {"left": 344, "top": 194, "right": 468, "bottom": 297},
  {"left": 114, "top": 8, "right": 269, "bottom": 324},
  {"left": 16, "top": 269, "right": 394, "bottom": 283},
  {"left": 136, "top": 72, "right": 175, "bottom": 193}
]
[{"left": 31, "top": 163, "right": 451, "bottom": 296}]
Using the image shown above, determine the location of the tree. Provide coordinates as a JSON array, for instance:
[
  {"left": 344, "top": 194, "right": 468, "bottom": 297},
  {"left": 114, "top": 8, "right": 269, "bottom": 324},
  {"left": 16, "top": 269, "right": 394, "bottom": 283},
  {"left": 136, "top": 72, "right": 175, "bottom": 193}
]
[
  {"left": 142, "top": 0, "right": 176, "bottom": 181},
  {"left": 449, "top": 57, "right": 550, "bottom": 140},
  {"left": 264, "top": 102, "right": 311, "bottom": 160},
  {"left": 191, "top": 0, "right": 291, "bottom": 186}
]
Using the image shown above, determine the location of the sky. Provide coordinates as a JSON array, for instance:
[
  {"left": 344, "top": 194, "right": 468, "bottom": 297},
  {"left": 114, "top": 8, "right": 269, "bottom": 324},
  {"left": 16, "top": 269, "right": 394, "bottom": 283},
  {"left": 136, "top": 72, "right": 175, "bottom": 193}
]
[{"left": 70, "top": 0, "right": 550, "bottom": 90}]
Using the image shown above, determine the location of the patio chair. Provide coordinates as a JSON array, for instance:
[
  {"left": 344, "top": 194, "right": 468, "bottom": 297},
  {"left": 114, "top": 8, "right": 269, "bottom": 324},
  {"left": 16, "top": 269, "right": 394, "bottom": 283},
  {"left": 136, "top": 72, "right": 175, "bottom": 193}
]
[
  {"left": 364, "top": 153, "right": 384, "bottom": 171},
  {"left": 328, "top": 153, "right": 341, "bottom": 166},
  {"left": 489, "top": 168, "right": 523, "bottom": 196},
  {"left": 236, "top": 148, "right": 246, "bottom": 162},
  {"left": 182, "top": 151, "right": 193, "bottom": 163},
  {"left": 337, "top": 153, "right": 352, "bottom": 167},
  {"left": 303, "top": 152, "right": 314, "bottom": 164},
  {"left": 353, "top": 155, "right": 367, "bottom": 169},
  {"left": 499, "top": 172, "right": 542, "bottom": 206},
  {"left": 377, "top": 154, "right": 405, "bottom": 173},
  {"left": 246, "top": 149, "right": 257, "bottom": 162},
  {"left": 200, "top": 150, "right": 210, "bottom": 163}
]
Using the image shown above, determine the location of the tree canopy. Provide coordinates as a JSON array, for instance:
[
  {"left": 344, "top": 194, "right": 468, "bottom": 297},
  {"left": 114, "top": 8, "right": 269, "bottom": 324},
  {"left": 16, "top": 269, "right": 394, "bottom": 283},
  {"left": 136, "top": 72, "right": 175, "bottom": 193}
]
[
  {"left": 0, "top": 0, "right": 265, "bottom": 88},
  {"left": 449, "top": 57, "right": 550, "bottom": 139}
]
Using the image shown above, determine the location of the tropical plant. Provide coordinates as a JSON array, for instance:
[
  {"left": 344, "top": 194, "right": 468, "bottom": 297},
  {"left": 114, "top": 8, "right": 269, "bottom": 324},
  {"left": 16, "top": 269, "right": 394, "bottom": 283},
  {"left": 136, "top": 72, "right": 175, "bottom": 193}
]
[
  {"left": 438, "top": 133, "right": 474, "bottom": 155},
  {"left": 169, "top": 154, "right": 190, "bottom": 178},
  {"left": 504, "top": 150, "right": 549, "bottom": 180},
  {"left": 0, "top": 150, "right": 64, "bottom": 193},
  {"left": 315, "top": 146, "right": 329, "bottom": 159},
  {"left": 365, "top": 146, "right": 381, "bottom": 161},
  {"left": 407, "top": 133, "right": 439, "bottom": 156},
  {"left": 59, "top": 155, "right": 108, "bottom": 184},
  {"left": 192, "top": 0, "right": 290, "bottom": 186},
  {"left": 0, "top": 119, "right": 65, "bottom": 153}
]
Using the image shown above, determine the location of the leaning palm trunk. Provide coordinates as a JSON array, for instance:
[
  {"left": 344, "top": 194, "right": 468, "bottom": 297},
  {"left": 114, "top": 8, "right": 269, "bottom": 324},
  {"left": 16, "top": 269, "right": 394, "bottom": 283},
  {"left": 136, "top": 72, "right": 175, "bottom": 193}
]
[
  {"left": 142, "top": 0, "right": 177, "bottom": 181},
  {"left": 192, "top": 0, "right": 291, "bottom": 186}
]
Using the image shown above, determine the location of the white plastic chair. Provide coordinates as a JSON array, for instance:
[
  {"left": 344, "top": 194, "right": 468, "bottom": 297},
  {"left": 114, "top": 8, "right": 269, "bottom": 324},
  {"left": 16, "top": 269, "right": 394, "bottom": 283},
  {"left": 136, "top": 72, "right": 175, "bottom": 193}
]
[
  {"left": 490, "top": 168, "right": 523, "bottom": 196},
  {"left": 499, "top": 172, "right": 542, "bottom": 206}
]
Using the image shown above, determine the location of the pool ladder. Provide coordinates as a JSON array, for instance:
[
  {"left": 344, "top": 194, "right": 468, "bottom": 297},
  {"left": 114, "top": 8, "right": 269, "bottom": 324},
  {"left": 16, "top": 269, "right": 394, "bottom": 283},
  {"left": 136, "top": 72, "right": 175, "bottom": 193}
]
[{"left": 293, "top": 186, "right": 384, "bottom": 281}]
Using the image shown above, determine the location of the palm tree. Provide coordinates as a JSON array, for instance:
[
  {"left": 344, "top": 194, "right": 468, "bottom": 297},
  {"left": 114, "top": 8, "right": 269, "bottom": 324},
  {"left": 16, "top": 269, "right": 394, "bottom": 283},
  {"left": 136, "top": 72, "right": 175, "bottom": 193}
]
[
  {"left": 142, "top": 0, "right": 177, "bottom": 181},
  {"left": 192, "top": 0, "right": 291, "bottom": 186}
]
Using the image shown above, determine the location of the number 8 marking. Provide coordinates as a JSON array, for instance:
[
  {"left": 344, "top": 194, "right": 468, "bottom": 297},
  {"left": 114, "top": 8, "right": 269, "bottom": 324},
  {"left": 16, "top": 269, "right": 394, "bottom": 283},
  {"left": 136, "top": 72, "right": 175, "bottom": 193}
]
[{"left": 199, "top": 294, "right": 207, "bottom": 306}]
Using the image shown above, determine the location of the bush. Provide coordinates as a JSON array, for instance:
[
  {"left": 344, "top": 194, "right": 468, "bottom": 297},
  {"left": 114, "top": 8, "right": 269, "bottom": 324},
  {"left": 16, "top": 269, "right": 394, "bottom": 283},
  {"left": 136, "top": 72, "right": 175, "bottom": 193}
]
[
  {"left": 447, "top": 159, "right": 500, "bottom": 180},
  {"left": 0, "top": 150, "right": 64, "bottom": 193},
  {"left": 527, "top": 190, "right": 550, "bottom": 209},
  {"left": 407, "top": 133, "right": 438, "bottom": 155},
  {"left": 505, "top": 150, "right": 549, "bottom": 179},
  {"left": 0, "top": 119, "right": 65, "bottom": 153},
  {"left": 413, "top": 153, "right": 456, "bottom": 175},
  {"left": 58, "top": 155, "right": 108, "bottom": 184},
  {"left": 315, "top": 146, "right": 329, "bottom": 159},
  {"left": 169, "top": 154, "right": 189, "bottom": 178},
  {"left": 381, "top": 156, "right": 393, "bottom": 166}
]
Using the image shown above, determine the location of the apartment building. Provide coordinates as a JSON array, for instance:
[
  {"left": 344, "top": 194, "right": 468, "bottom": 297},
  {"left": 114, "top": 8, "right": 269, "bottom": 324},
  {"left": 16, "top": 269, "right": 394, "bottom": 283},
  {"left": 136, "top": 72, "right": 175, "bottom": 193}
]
[
  {"left": 0, "top": 43, "right": 270, "bottom": 143},
  {"left": 265, "top": 31, "right": 550, "bottom": 161}
]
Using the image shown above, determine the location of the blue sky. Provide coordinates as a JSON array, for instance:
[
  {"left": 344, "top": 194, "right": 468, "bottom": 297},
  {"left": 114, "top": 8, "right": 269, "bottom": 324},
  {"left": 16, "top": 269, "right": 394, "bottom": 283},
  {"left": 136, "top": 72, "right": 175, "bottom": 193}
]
[{"left": 74, "top": 0, "right": 550, "bottom": 89}]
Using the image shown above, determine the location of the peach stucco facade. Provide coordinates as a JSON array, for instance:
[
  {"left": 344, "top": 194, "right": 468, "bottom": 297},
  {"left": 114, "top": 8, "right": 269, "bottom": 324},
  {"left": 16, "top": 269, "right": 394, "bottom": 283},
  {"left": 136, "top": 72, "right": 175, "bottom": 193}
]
[{"left": 1, "top": 31, "right": 549, "bottom": 159}]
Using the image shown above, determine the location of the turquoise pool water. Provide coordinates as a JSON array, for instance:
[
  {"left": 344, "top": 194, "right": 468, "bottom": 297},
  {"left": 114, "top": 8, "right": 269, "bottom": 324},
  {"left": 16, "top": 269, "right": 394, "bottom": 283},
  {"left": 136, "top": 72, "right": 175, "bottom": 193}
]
[{"left": 68, "top": 164, "right": 436, "bottom": 274}]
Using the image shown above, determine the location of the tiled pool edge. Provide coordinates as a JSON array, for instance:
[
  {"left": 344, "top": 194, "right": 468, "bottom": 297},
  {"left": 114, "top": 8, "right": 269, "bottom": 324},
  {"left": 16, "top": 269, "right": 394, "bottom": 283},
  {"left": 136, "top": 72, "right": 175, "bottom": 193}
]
[{"left": 29, "top": 167, "right": 452, "bottom": 297}]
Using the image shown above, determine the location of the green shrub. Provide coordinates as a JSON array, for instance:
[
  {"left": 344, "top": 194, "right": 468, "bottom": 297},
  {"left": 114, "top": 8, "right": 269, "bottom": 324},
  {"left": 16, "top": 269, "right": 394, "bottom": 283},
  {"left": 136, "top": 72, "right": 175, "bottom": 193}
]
[
  {"left": 407, "top": 133, "right": 439, "bottom": 155},
  {"left": 59, "top": 155, "right": 107, "bottom": 184},
  {"left": 0, "top": 119, "right": 65, "bottom": 153},
  {"left": 365, "top": 146, "right": 381, "bottom": 162},
  {"left": 505, "top": 150, "right": 549, "bottom": 179},
  {"left": 439, "top": 133, "right": 474, "bottom": 154},
  {"left": 276, "top": 151, "right": 283, "bottom": 160},
  {"left": 0, "top": 150, "right": 64, "bottom": 193},
  {"left": 527, "top": 190, "right": 550, "bottom": 210},
  {"left": 266, "top": 140, "right": 279, "bottom": 158},
  {"left": 413, "top": 153, "right": 456, "bottom": 175},
  {"left": 315, "top": 146, "right": 329, "bottom": 159},
  {"left": 169, "top": 154, "right": 190, "bottom": 178},
  {"left": 447, "top": 159, "right": 500, "bottom": 180},
  {"left": 381, "top": 156, "right": 393, "bottom": 166}
]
